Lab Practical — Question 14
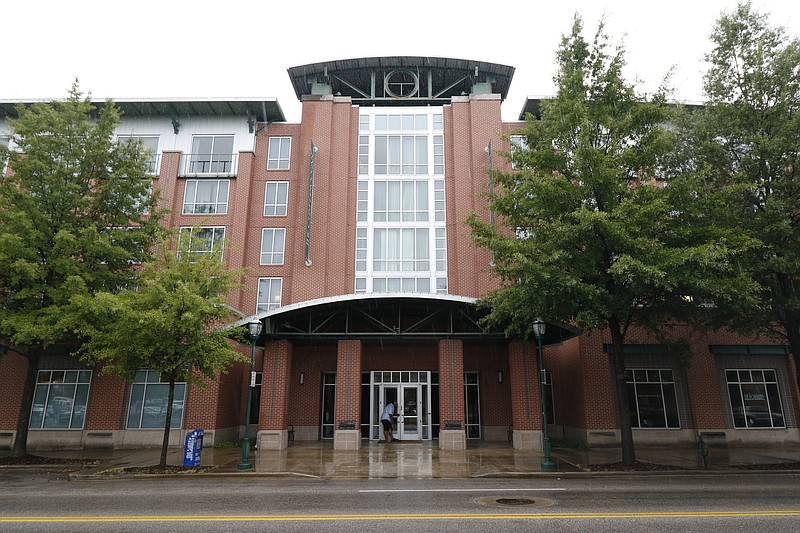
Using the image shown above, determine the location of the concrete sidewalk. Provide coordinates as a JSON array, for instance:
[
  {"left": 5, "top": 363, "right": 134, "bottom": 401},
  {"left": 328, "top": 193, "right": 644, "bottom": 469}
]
[{"left": 9, "top": 441, "right": 799, "bottom": 479}]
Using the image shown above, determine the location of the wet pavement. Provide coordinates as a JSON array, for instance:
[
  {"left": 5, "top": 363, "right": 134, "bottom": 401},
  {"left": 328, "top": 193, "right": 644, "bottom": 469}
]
[{"left": 6, "top": 440, "right": 800, "bottom": 479}]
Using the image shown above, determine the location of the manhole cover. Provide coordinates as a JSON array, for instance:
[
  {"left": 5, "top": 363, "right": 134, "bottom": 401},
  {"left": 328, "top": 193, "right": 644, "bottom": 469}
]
[
  {"left": 496, "top": 498, "right": 536, "bottom": 506},
  {"left": 476, "top": 496, "right": 556, "bottom": 509}
]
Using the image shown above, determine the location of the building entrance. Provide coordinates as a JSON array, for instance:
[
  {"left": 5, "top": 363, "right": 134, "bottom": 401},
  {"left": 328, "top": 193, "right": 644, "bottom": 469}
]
[{"left": 370, "top": 371, "right": 431, "bottom": 441}]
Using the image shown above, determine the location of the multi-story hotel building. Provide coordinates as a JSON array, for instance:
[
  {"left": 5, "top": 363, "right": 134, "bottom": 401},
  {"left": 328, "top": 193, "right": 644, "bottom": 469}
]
[{"left": 1, "top": 57, "right": 797, "bottom": 454}]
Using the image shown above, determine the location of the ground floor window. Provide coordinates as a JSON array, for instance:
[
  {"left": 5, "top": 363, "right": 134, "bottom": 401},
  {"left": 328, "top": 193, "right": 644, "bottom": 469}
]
[
  {"left": 626, "top": 368, "right": 680, "bottom": 428},
  {"left": 248, "top": 373, "right": 262, "bottom": 425},
  {"left": 465, "top": 372, "right": 480, "bottom": 439},
  {"left": 727, "top": 369, "right": 785, "bottom": 428},
  {"left": 29, "top": 370, "right": 92, "bottom": 429},
  {"left": 543, "top": 371, "right": 555, "bottom": 425},
  {"left": 126, "top": 370, "right": 186, "bottom": 429},
  {"left": 321, "top": 372, "right": 336, "bottom": 439}
]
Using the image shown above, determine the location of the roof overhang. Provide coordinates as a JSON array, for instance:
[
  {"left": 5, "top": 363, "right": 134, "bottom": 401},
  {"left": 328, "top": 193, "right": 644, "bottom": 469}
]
[{"left": 231, "top": 293, "right": 579, "bottom": 346}]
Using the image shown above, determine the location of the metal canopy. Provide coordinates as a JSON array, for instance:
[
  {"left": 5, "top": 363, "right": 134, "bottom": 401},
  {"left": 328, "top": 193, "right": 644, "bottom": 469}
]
[
  {"left": 288, "top": 56, "right": 515, "bottom": 107},
  {"left": 238, "top": 293, "right": 579, "bottom": 347},
  {"left": 0, "top": 97, "right": 286, "bottom": 123}
]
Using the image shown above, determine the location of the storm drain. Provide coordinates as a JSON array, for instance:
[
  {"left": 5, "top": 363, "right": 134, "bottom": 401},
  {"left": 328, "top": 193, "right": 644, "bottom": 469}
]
[{"left": 476, "top": 496, "right": 556, "bottom": 509}]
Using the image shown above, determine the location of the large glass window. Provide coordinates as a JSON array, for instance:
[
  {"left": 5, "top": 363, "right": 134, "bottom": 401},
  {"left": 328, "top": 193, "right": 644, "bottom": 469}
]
[
  {"left": 260, "top": 228, "right": 286, "bottom": 265},
  {"left": 727, "top": 369, "right": 785, "bottom": 428},
  {"left": 626, "top": 368, "right": 680, "bottom": 428},
  {"left": 257, "top": 277, "right": 282, "bottom": 313},
  {"left": 178, "top": 226, "right": 225, "bottom": 261},
  {"left": 29, "top": 370, "right": 91, "bottom": 429},
  {"left": 373, "top": 181, "right": 429, "bottom": 222},
  {"left": 267, "top": 137, "right": 291, "bottom": 170},
  {"left": 126, "top": 370, "right": 186, "bottom": 429},
  {"left": 510, "top": 135, "right": 528, "bottom": 169},
  {"left": 264, "top": 181, "right": 288, "bottom": 216},
  {"left": 464, "top": 372, "right": 480, "bottom": 439},
  {"left": 183, "top": 179, "right": 229, "bottom": 214},
  {"left": 117, "top": 135, "right": 160, "bottom": 174},
  {"left": 373, "top": 228, "right": 429, "bottom": 272},
  {"left": 374, "top": 135, "right": 428, "bottom": 175},
  {"left": 189, "top": 135, "right": 234, "bottom": 174}
]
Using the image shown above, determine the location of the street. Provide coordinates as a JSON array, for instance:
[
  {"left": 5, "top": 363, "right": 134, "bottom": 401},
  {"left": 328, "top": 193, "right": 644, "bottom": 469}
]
[{"left": 1, "top": 471, "right": 799, "bottom": 531}]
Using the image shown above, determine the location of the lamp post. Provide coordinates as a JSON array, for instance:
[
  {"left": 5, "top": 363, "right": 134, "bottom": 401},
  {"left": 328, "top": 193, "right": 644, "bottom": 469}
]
[
  {"left": 533, "top": 319, "right": 555, "bottom": 472},
  {"left": 238, "top": 319, "right": 263, "bottom": 471}
]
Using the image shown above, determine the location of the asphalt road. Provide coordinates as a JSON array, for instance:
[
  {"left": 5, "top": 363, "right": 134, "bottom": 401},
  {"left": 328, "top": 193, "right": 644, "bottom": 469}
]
[{"left": 1, "top": 470, "right": 799, "bottom": 532}]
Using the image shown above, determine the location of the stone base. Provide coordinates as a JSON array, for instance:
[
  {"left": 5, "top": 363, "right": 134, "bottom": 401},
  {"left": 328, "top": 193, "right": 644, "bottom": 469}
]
[
  {"left": 439, "top": 429, "right": 466, "bottom": 450},
  {"left": 512, "top": 429, "right": 543, "bottom": 451},
  {"left": 257, "top": 429, "right": 289, "bottom": 451},
  {"left": 333, "top": 429, "right": 362, "bottom": 450}
]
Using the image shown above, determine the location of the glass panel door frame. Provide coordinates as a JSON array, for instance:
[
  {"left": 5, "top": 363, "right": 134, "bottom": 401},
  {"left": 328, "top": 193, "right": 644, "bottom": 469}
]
[{"left": 369, "top": 371, "right": 431, "bottom": 441}]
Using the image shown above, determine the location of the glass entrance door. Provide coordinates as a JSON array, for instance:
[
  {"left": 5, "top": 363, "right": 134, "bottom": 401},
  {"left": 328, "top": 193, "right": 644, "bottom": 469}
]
[{"left": 371, "top": 371, "right": 430, "bottom": 441}]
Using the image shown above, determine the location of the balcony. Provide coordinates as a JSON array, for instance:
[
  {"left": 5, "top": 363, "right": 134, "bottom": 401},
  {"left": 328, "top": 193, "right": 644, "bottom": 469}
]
[{"left": 179, "top": 153, "right": 238, "bottom": 177}]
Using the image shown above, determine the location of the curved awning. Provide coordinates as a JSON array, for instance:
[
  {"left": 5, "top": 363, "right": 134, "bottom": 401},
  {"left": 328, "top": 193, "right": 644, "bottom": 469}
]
[{"left": 232, "top": 293, "right": 579, "bottom": 346}]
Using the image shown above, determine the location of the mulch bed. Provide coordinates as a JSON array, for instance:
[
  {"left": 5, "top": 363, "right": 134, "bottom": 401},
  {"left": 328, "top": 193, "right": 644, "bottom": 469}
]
[
  {"left": 0, "top": 454, "right": 99, "bottom": 466},
  {"left": 731, "top": 461, "right": 800, "bottom": 470},
  {"left": 579, "top": 461, "right": 685, "bottom": 472},
  {"left": 97, "top": 465, "right": 217, "bottom": 475}
]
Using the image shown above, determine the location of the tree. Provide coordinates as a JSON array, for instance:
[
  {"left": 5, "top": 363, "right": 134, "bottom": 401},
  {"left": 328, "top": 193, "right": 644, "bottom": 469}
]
[
  {"left": 693, "top": 2, "right": 800, "bottom": 389},
  {"left": 70, "top": 234, "right": 249, "bottom": 469},
  {"left": 0, "top": 83, "right": 164, "bottom": 457},
  {"left": 468, "top": 16, "right": 758, "bottom": 464}
]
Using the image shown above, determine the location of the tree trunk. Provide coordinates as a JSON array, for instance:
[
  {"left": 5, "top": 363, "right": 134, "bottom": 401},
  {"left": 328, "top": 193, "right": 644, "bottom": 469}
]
[
  {"left": 11, "top": 349, "right": 39, "bottom": 458},
  {"left": 608, "top": 321, "right": 636, "bottom": 465},
  {"left": 159, "top": 380, "right": 175, "bottom": 468}
]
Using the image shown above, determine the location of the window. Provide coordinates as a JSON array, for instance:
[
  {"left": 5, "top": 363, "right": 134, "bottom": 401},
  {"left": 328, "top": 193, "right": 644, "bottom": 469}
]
[
  {"left": 29, "top": 370, "right": 91, "bottom": 429},
  {"left": 542, "top": 371, "right": 555, "bottom": 424},
  {"left": 727, "top": 369, "right": 785, "bottom": 428},
  {"left": 267, "top": 137, "right": 291, "bottom": 170},
  {"left": 374, "top": 135, "right": 428, "bottom": 175},
  {"left": 1, "top": 136, "right": 10, "bottom": 175},
  {"left": 183, "top": 179, "right": 230, "bottom": 214},
  {"left": 117, "top": 135, "right": 160, "bottom": 174},
  {"left": 373, "top": 228, "right": 429, "bottom": 272},
  {"left": 248, "top": 373, "right": 263, "bottom": 425},
  {"left": 464, "top": 372, "right": 481, "bottom": 439},
  {"left": 126, "top": 370, "right": 186, "bottom": 429},
  {"left": 260, "top": 228, "right": 286, "bottom": 265},
  {"left": 510, "top": 135, "right": 528, "bottom": 169},
  {"left": 178, "top": 226, "right": 225, "bottom": 261},
  {"left": 264, "top": 181, "right": 288, "bottom": 216},
  {"left": 189, "top": 135, "right": 234, "bottom": 174},
  {"left": 373, "top": 181, "right": 429, "bottom": 222},
  {"left": 626, "top": 369, "right": 680, "bottom": 428},
  {"left": 257, "top": 277, "right": 282, "bottom": 313}
]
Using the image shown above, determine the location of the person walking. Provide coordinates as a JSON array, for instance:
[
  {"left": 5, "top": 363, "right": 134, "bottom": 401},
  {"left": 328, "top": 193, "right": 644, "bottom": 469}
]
[{"left": 381, "top": 401, "right": 396, "bottom": 442}]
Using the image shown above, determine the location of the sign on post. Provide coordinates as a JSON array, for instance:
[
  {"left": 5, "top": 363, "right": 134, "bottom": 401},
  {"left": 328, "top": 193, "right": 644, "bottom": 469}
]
[{"left": 183, "top": 429, "right": 204, "bottom": 467}]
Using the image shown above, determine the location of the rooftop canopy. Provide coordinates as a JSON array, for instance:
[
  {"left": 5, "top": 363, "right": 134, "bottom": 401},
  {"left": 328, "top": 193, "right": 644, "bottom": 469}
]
[{"left": 288, "top": 56, "right": 515, "bottom": 108}]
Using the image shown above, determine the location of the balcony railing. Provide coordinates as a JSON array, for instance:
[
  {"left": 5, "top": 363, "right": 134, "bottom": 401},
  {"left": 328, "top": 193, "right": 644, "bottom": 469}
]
[{"left": 179, "top": 153, "right": 238, "bottom": 177}]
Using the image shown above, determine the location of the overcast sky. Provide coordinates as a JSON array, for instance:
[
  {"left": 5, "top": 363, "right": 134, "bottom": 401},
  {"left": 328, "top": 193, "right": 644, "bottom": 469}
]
[{"left": 3, "top": 0, "right": 799, "bottom": 122}]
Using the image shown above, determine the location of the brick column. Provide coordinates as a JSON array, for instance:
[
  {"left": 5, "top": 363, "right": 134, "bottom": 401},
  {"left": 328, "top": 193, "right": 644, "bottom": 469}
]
[
  {"left": 508, "top": 339, "right": 542, "bottom": 450},
  {"left": 0, "top": 350, "right": 28, "bottom": 448},
  {"left": 438, "top": 339, "right": 466, "bottom": 450},
  {"left": 257, "top": 339, "right": 292, "bottom": 450},
  {"left": 334, "top": 339, "right": 362, "bottom": 450}
]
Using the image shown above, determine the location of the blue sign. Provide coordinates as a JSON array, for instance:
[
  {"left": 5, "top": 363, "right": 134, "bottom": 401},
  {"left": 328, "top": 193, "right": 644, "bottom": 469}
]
[{"left": 183, "top": 429, "right": 204, "bottom": 467}]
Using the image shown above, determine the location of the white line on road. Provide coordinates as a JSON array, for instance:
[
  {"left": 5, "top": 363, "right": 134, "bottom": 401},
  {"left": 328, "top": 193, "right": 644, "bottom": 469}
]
[{"left": 358, "top": 488, "right": 566, "bottom": 493}]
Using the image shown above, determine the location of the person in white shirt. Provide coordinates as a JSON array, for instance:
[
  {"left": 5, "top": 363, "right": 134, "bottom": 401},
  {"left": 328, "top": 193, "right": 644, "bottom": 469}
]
[{"left": 381, "top": 401, "right": 397, "bottom": 442}]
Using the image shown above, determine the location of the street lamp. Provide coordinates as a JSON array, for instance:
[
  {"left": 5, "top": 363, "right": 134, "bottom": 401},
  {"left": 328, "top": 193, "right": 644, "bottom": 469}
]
[
  {"left": 238, "top": 319, "right": 263, "bottom": 471},
  {"left": 533, "top": 318, "right": 555, "bottom": 472}
]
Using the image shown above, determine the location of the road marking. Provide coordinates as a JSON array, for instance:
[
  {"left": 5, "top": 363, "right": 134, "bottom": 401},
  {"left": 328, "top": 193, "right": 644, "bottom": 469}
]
[
  {"left": 359, "top": 488, "right": 567, "bottom": 493},
  {"left": 3, "top": 511, "right": 800, "bottom": 523}
]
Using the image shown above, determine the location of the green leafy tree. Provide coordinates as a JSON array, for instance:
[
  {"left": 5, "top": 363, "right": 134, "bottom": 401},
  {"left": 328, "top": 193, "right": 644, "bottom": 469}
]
[
  {"left": 469, "top": 16, "right": 758, "bottom": 464},
  {"left": 693, "top": 2, "right": 800, "bottom": 388},
  {"left": 0, "top": 83, "right": 164, "bottom": 457},
  {"left": 70, "top": 234, "right": 248, "bottom": 469}
]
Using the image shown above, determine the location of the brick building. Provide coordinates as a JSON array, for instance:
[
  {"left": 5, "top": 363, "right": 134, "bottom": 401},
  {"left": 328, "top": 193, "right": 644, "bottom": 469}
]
[{"left": 1, "top": 56, "right": 798, "bottom": 454}]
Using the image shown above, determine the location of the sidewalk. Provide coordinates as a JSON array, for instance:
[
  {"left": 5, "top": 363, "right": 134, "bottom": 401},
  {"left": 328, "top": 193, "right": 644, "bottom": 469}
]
[{"left": 8, "top": 441, "right": 799, "bottom": 479}]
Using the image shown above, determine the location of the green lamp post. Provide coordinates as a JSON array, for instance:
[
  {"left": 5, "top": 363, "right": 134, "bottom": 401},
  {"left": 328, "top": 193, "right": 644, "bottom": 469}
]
[
  {"left": 533, "top": 319, "right": 555, "bottom": 472},
  {"left": 238, "top": 319, "right": 263, "bottom": 471}
]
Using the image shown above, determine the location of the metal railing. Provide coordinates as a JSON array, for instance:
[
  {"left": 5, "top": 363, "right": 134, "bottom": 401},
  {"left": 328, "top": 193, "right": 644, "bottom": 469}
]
[{"left": 179, "top": 153, "right": 238, "bottom": 177}]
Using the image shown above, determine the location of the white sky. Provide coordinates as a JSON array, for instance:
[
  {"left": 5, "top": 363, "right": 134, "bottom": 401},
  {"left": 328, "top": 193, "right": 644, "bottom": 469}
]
[{"left": 3, "top": 0, "right": 799, "bottom": 122}]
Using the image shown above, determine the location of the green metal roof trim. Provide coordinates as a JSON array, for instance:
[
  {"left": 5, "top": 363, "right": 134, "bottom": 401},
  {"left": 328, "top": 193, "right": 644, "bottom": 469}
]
[{"left": 709, "top": 345, "right": 789, "bottom": 356}]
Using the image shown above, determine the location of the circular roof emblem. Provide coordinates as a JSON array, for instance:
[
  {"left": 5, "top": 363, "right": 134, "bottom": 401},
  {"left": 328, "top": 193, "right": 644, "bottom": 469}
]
[{"left": 385, "top": 69, "right": 419, "bottom": 98}]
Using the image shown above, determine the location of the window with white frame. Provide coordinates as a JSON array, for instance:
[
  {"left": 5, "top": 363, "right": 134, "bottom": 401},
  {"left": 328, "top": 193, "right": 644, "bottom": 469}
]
[
  {"left": 1, "top": 136, "right": 10, "bottom": 175},
  {"left": 257, "top": 277, "right": 282, "bottom": 313},
  {"left": 264, "top": 181, "right": 288, "bottom": 216},
  {"left": 178, "top": 226, "right": 225, "bottom": 261},
  {"left": 117, "top": 135, "right": 160, "bottom": 174},
  {"left": 260, "top": 228, "right": 285, "bottom": 265},
  {"left": 355, "top": 109, "right": 447, "bottom": 295},
  {"left": 29, "top": 370, "right": 92, "bottom": 429},
  {"left": 510, "top": 135, "right": 528, "bottom": 169},
  {"left": 727, "top": 369, "right": 785, "bottom": 428},
  {"left": 267, "top": 137, "right": 291, "bottom": 170},
  {"left": 189, "top": 135, "right": 234, "bottom": 174},
  {"left": 126, "top": 370, "right": 186, "bottom": 429},
  {"left": 183, "top": 179, "right": 230, "bottom": 214},
  {"left": 626, "top": 369, "right": 680, "bottom": 428}
]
